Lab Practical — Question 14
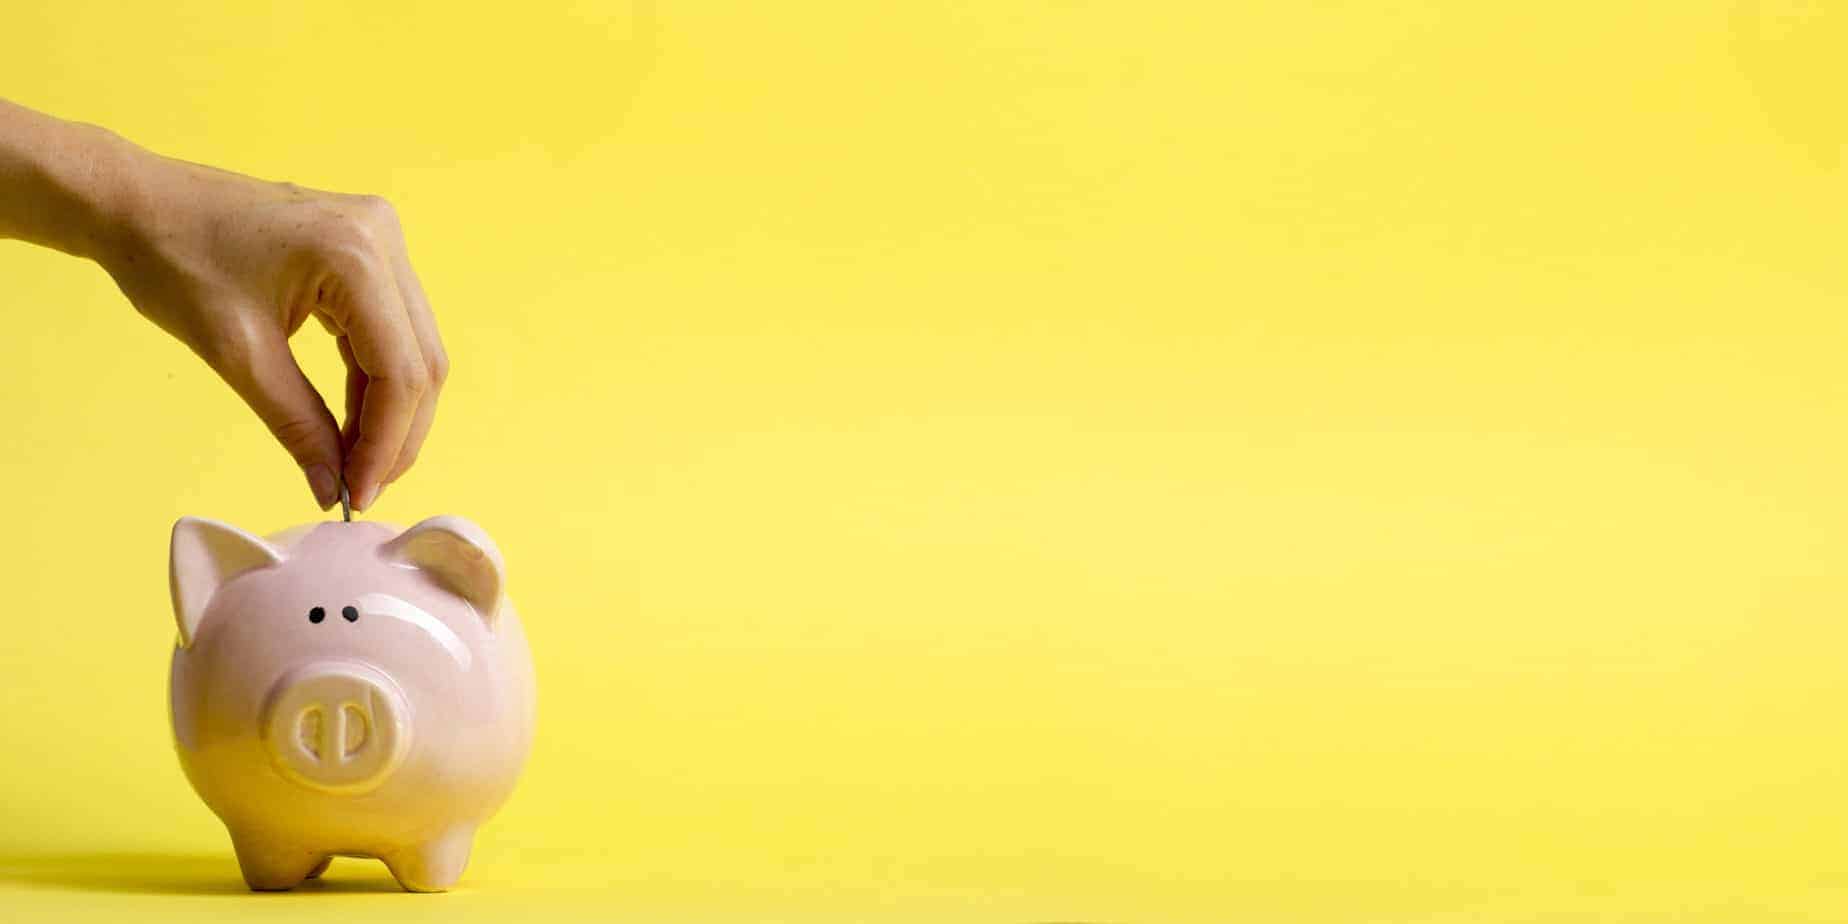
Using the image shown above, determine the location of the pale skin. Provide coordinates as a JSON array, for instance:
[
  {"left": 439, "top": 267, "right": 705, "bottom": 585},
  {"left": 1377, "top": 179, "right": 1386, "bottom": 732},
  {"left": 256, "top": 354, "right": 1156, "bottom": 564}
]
[{"left": 0, "top": 99, "right": 445, "bottom": 512}]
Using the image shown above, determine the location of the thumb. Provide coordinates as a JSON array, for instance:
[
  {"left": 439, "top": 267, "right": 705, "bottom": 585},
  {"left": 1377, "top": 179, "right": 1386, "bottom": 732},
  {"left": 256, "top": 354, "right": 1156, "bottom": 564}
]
[{"left": 211, "top": 327, "right": 345, "bottom": 509}]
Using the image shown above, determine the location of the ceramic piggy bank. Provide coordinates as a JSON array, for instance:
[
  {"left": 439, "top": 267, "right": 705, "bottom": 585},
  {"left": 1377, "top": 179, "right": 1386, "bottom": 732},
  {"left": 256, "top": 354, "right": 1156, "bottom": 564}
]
[{"left": 166, "top": 515, "right": 535, "bottom": 892}]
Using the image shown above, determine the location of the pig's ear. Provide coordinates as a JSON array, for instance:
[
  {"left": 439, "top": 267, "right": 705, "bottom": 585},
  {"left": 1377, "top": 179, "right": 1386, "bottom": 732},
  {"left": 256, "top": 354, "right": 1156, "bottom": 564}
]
[
  {"left": 379, "top": 515, "right": 506, "bottom": 628},
  {"left": 170, "top": 517, "right": 285, "bottom": 648}
]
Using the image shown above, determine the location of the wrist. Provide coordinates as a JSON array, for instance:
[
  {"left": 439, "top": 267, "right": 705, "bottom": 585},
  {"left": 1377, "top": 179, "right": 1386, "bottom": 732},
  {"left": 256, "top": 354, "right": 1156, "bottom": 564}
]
[
  {"left": 62, "top": 123, "right": 159, "bottom": 270},
  {"left": 0, "top": 103, "right": 138, "bottom": 262}
]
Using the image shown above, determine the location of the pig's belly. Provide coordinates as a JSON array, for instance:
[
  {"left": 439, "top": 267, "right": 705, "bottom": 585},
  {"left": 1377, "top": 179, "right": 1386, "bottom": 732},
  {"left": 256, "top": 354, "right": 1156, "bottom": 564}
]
[{"left": 176, "top": 724, "right": 528, "bottom": 847}]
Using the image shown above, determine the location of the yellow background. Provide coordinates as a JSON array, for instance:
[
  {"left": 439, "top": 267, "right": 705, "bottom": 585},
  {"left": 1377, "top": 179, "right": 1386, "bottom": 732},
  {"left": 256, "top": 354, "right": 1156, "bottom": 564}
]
[{"left": 2, "top": 1, "right": 1846, "bottom": 920}]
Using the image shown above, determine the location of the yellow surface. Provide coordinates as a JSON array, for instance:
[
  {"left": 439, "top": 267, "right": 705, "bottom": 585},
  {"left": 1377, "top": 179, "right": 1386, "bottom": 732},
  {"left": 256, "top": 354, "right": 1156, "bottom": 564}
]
[{"left": 2, "top": 1, "right": 1847, "bottom": 920}]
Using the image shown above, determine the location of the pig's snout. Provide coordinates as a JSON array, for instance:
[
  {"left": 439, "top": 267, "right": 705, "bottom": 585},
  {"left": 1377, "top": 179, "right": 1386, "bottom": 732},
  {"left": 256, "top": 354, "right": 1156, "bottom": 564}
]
[{"left": 260, "top": 662, "right": 411, "bottom": 795}]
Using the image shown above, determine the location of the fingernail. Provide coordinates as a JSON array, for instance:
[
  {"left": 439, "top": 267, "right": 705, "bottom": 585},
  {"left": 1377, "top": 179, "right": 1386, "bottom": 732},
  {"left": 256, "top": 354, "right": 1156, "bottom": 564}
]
[
  {"left": 352, "top": 479, "right": 380, "bottom": 512},
  {"left": 305, "top": 464, "right": 339, "bottom": 510}
]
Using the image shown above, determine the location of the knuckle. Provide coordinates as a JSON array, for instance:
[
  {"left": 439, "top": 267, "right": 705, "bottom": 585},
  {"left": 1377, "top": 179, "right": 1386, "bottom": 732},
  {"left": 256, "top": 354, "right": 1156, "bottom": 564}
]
[
  {"left": 313, "top": 233, "right": 380, "bottom": 274},
  {"left": 383, "top": 361, "right": 431, "bottom": 397},
  {"left": 270, "top": 416, "right": 324, "bottom": 455},
  {"left": 311, "top": 213, "right": 384, "bottom": 266},
  {"left": 428, "top": 351, "right": 451, "bottom": 388},
  {"left": 354, "top": 194, "right": 400, "bottom": 228},
  {"left": 404, "top": 365, "right": 433, "bottom": 395}
]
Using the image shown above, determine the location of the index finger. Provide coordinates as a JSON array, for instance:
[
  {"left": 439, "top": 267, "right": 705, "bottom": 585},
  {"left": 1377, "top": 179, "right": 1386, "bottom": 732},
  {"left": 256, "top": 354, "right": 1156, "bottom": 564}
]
[{"left": 332, "top": 261, "right": 427, "bottom": 510}]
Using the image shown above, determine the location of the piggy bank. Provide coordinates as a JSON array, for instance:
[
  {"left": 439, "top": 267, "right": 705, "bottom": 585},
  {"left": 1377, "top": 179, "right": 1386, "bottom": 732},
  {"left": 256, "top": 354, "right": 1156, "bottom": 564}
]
[{"left": 166, "top": 515, "right": 535, "bottom": 892}]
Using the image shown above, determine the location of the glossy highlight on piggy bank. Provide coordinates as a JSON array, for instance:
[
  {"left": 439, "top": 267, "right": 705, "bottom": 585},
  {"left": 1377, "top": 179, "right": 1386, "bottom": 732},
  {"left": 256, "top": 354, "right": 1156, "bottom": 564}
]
[{"left": 167, "top": 515, "right": 535, "bottom": 892}]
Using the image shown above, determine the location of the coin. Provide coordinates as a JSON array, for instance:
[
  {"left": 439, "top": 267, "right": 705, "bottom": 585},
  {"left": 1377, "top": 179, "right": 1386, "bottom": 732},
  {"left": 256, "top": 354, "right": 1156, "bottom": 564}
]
[{"left": 339, "top": 477, "right": 352, "bottom": 523}]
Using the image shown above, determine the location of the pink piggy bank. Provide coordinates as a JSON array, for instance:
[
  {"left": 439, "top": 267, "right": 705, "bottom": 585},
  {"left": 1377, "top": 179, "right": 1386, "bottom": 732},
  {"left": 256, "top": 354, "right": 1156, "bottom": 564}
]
[{"left": 167, "top": 515, "right": 535, "bottom": 892}]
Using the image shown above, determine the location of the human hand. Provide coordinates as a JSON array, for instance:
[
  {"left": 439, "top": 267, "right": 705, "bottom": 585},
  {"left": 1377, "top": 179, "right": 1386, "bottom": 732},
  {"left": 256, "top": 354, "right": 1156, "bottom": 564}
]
[{"left": 97, "top": 148, "right": 446, "bottom": 513}]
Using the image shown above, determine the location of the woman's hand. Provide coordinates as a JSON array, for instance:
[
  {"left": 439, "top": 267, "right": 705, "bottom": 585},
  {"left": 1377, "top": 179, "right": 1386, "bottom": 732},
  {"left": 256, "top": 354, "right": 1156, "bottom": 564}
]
[
  {"left": 0, "top": 100, "right": 444, "bottom": 512},
  {"left": 99, "top": 148, "right": 447, "bottom": 513}
]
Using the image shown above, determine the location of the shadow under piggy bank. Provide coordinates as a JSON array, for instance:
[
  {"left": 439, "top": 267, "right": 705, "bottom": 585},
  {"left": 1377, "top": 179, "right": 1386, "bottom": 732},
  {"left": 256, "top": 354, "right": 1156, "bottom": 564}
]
[{"left": 0, "top": 852, "right": 407, "bottom": 895}]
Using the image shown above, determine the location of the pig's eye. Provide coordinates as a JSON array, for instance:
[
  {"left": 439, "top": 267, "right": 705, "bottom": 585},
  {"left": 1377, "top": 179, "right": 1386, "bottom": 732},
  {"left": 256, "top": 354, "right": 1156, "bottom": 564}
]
[
  {"left": 308, "top": 607, "right": 326, "bottom": 624},
  {"left": 342, "top": 605, "right": 360, "bottom": 623}
]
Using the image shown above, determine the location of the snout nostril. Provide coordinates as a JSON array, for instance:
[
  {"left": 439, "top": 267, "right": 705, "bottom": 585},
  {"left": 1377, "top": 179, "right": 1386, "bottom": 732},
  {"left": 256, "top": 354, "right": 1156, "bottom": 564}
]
[
  {"left": 342, "top": 703, "right": 370, "bottom": 756},
  {"left": 298, "top": 707, "right": 323, "bottom": 758},
  {"left": 342, "top": 606, "right": 359, "bottom": 622}
]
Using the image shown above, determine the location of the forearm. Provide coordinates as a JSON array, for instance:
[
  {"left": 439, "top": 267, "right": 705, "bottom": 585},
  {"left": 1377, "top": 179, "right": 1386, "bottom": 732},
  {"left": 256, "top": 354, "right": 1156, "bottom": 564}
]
[{"left": 0, "top": 99, "right": 142, "bottom": 263}]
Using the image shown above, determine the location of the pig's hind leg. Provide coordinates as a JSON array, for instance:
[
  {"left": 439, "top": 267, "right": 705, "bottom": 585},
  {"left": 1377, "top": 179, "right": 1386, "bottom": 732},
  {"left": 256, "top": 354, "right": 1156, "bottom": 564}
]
[
  {"left": 383, "top": 826, "right": 476, "bottom": 892},
  {"left": 229, "top": 830, "right": 325, "bottom": 891}
]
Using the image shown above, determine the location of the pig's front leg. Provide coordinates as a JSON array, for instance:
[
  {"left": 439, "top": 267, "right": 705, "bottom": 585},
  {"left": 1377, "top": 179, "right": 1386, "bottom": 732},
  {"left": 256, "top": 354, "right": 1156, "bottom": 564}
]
[
  {"left": 228, "top": 830, "right": 325, "bottom": 891},
  {"left": 383, "top": 826, "right": 476, "bottom": 892}
]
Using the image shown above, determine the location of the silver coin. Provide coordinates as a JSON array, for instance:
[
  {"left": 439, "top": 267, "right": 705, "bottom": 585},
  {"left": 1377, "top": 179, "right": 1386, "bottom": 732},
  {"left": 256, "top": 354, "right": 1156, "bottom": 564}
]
[{"left": 339, "top": 478, "right": 352, "bottom": 523}]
